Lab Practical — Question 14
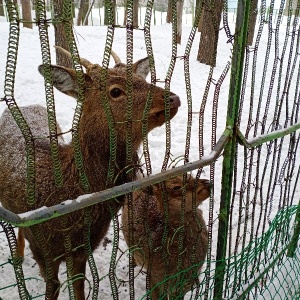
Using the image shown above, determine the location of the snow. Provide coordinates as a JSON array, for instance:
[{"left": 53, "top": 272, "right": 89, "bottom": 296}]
[
  {"left": 0, "top": 8, "right": 299, "bottom": 300},
  {"left": 18, "top": 206, "right": 49, "bottom": 219}
]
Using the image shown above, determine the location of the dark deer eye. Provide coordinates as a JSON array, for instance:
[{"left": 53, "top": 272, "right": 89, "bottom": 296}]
[
  {"left": 110, "top": 88, "right": 122, "bottom": 98},
  {"left": 172, "top": 186, "right": 182, "bottom": 191}
]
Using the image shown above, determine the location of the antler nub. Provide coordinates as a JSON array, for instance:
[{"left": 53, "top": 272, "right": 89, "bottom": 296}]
[
  {"left": 54, "top": 45, "right": 92, "bottom": 69},
  {"left": 110, "top": 50, "right": 122, "bottom": 64}
]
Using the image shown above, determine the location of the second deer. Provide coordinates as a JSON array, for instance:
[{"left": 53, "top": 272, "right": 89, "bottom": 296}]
[{"left": 122, "top": 174, "right": 210, "bottom": 299}]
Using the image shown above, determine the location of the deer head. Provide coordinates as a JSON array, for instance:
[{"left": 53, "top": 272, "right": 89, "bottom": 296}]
[
  {"left": 154, "top": 175, "right": 210, "bottom": 216},
  {"left": 38, "top": 47, "right": 181, "bottom": 150}
]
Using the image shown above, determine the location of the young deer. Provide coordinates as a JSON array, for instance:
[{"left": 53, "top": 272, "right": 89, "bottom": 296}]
[
  {"left": 0, "top": 49, "right": 180, "bottom": 299},
  {"left": 122, "top": 174, "right": 210, "bottom": 299}
]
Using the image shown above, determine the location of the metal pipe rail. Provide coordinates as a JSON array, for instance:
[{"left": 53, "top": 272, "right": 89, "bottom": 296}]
[
  {"left": 0, "top": 127, "right": 232, "bottom": 227},
  {"left": 1, "top": 121, "right": 299, "bottom": 227}
]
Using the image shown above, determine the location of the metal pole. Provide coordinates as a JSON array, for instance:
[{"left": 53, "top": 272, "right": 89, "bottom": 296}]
[
  {"left": 0, "top": 129, "right": 231, "bottom": 227},
  {"left": 213, "top": 0, "right": 251, "bottom": 298}
]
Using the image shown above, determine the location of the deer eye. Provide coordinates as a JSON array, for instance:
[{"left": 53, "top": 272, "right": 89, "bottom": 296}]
[
  {"left": 172, "top": 186, "right": 182, "bottom": 191},
  {"left": 110, "top": 87, "right": 122, "bottom": 98}
]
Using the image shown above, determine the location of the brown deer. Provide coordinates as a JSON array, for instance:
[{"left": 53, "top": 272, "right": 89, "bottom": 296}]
[
  {"left": 0, "top": 49, "right": 181, "bottom": 299},
  {"left": 122, "top": 174, "right": 210, "bottom": 299}
]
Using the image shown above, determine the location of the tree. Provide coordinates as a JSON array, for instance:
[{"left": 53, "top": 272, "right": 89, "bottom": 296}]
[
  {"left": 77, "top": 0, "right": 89, "bottom": 25},
  {"left": 53, "top": 0, "right": 72, "bottom": 68},
  {"left": 197, "top": 0, "right": 223, "bottom": 67},
  {"left": 123, "top": 0, "right": 138, "bottom": 27},
  {"left": 176, "top": 0, "right": 183, "bottom": 44},
  {"left": 0, "top": 0, "right": 5, "bottom": 17},
  {"left": 164, "top": 0, "right": 183, "bottom": 44},
  {"left": 21, "top": 0, "right": 33, "bottom": 29},
  {"left": 247, "top": 0, "right": 258, "bottom": 46},
  {"left": 284, "top": 0, "right": 300, "bottom": 15},
  {"left": 166, "top": 0, "right": 172, "bottom": 23},
  {"left": 105, "top": 0, "right": 116, "bottom": 25},
  {"left": 133, "top": 0, "right": 138, "bottom": 27},
  {"left": 196, "top": 0, "right": 204, "bottom": 32}
]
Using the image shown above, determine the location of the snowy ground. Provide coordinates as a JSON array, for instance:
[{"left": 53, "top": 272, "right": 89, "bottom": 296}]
[{"left": 0, "top": 7, "right": 299, "bottom": 300}]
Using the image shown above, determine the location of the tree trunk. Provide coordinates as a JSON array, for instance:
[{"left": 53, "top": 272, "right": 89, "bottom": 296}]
[
  {"left": 0, "top": 0, "right": 5, "bottom": 17},
  {"left": 166, "top": 0, "right": 172, "bottom": 23},
  {"left": 77, "top": 0, "right": 89, "bottom": 25},
  {"left": 21, "top": 0, "right": 33, "bottom": 29},
  {"left": 284, "top": 0, "right": 299, "bottom": 16},
  {"left": 123, "top": 0, "right": 137, "bottom": 27},
  {"left": 72, "top": 0, "right": 75, "bottom": 18},
  {"left": 197, "top": 0, "right": 223, "bottom": 67},
  {"left": 196, "top": 0, "right": 204, "bottom": 32},
  {"left": 46, "top": 0, "right": 51, "bottom": 12},
  {"left": 176, "top": 0, "right": 183, "bottom": 44},
  {"left": 247, "top": 0, "right": 258, "bottom": 46},
  {"left": 198, "top": 10, "right": 204, "bottom": 32},
  {"left": 133, "top": 0, "right": 138, "bottom": 27},
  {"left": 105, "top": 0, "right": 115, "bottom": 25},
  {"left": 53, "top": 0, "right": 72, "bottom": 68},
  {"left": 123, "top": 4, "right": 126, "bottom": 25}
]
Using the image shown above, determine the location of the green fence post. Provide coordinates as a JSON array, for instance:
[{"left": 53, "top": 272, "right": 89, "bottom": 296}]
[{"left": 213, "top": 0, "right": 251, "bottom": 299}]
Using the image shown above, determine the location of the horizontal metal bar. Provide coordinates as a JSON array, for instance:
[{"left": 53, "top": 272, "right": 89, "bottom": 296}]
[
  {"left": 0, "top": 127, "right": 232, "bottom": 227},
  {"left": 237, "top": 121, "right": 300, "bottom": 148}
]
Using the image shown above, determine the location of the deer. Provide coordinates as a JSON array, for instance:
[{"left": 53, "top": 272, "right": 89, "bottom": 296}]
[
  {"left": 0, "top": 48, "right": 181, "bottom": 299},
  {"left": 121, "top": 174, "right": 210, "bottom": 299}
]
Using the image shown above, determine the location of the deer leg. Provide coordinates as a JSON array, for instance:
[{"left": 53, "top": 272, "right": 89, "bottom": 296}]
[
  {"left": 41, "top": 260, "right": 60, "bottom": 300},
  {"left": 149, "top": 277, "right": 160, "bottom": 300},
  {"left": 71, "top": 255, "right": 87, "bottom": 300},
  {"left": 17, "top": 228, "right": 25, "bottom": 258},
  {"left": 29, "top": 245, "right": 61, "bottom": 300}
]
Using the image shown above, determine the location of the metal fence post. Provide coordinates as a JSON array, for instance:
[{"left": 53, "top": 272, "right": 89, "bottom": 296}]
[{"left": 213, "top": 0, "right": 251, "bottom": 298}]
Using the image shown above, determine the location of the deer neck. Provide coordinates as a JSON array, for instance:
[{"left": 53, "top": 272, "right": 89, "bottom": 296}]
[{"left": 76, "top": 123, "right": 139, "bottom": 192}]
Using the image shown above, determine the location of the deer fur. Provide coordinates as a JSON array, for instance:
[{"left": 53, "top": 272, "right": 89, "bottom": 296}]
[
  {"left": 121, "top": 174, "right": 210, "bottom": 299},
  {"left": 0, "top": 50, "right": 181, "bottom": 299}
]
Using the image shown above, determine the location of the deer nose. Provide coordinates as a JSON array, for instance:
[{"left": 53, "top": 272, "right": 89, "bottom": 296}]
[{"left": 169, "top": 94, "right": 181, "bottom": 108}]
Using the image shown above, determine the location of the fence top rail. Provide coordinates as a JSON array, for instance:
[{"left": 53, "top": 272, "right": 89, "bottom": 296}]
[{"left": 0, "top": 127, "right": 232, "bottom": 227}]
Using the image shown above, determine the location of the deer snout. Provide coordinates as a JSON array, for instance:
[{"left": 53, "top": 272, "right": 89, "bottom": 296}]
[
  {"left": 196, "top": 179, "right": 211, "bottom": 202},
  {"left": 169, "top": 94, "right": 181, "bottom": 108}
]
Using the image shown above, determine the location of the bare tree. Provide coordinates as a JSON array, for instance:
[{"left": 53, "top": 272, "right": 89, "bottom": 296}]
[
  {"left": 196, "top": 0, "right": 204, "bottom": 31},
  {"left": 21, "top": 0, "right": 33, "bottom": 29},
  {"left": 0, "top": 0, "right": 5, "bottom": 17},
  {"left": 77, "top": 0, "right": 89, "bottom": 25},
  {"left": 123, "top": 0, "right": 138, "bottom": 27},
  {"left": 166, "top": 0, "right": 172, "bottom": 23},
  {"left": 53, "top": 0, "right": 72, "bottom": 67},
  {"left": 198, "top": 10, "right": 204, "bottom": 31},
  {"left": 133, "top": 0, "right": 138, "bottom": 27},
  {"left": 247, "top": 0, "right": 258, "bottom": 46},
  {"left": 197, "top": 0, "right": 223, "bottom": 67},
  {"left": 176, "top": 0, "right": 183, "bottom": 44},
  {"left": 105, "top": 0, "right": 116, "bottom": 25},
  {"left": 284, "top": 0, "right": 300, "bottom": 15}
]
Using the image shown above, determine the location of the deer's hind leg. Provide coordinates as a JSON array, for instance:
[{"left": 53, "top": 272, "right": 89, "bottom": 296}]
[
  {"left": 17, "top": 228, "right": 25, "bottom": 258},
  {"left": 71, "top": 254, "right": 87, "bottom": 300},
  {"left": 27, "top": 237, "right": 61, "bottom": 300},
  {"left": 37, "top": 255, "right": 61, "bottom": 300}
]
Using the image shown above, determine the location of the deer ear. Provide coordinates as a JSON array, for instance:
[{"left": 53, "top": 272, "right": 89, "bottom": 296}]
[
  {"left": 133, "top": 57, "right": 150, "bottom": 79},
  {"left": 38, "top": 65, "right": 79, "bottom": 98}
]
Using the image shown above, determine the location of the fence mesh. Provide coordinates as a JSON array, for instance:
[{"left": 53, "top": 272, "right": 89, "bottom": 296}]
[{"left": 0, "top": 0, "right": 299, "bottom": 299}]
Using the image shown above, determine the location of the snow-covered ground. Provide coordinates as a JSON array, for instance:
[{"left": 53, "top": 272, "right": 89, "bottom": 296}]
[{"left": 0, "top": 6, "right": 299, "bottom": 300}]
